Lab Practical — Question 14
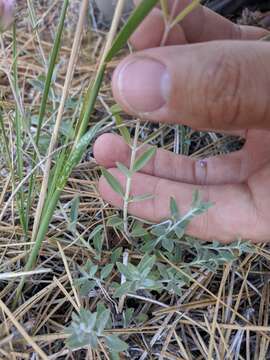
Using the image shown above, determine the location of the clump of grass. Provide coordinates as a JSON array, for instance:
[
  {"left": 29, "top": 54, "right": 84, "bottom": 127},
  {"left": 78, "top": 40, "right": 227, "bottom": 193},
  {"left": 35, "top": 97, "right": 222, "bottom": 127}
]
[{"left": 0, "top": 0, "right": 268, "bottom": 358}]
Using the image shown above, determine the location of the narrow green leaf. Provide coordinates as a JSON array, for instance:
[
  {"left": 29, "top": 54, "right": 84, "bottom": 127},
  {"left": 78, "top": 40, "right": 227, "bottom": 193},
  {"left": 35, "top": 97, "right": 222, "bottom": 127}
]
[
  {"left": 110, "top": 104, "right": 122, "bottom": 114},
  {"left": 138, "top": 255, "right": 156, "bottom": 273},
  {"left": 107, "top": 216, "right": 123, "bottom": 228},
  {"left": 79, "top": 280, "right": 96, "bottom": 296},
  {"left": 74, "top": 63, "right": 106, "bottom": 142},
  {"left": 116, "top": 162, "right": 132, "bottom": 178},
  {"left": 100, "top": 263, "right": 114, "bottom": 280},
  {"left": 131, "top": 222, "right": 148, "bottom": 237},
  {"left": 170, "top": 197, "right": 179, "bottom": 220},
  {"left": 129, "top": 193, "right": 154, "bottom": 203},
  {"left": 88, "top": 225, "right": 103, "bottom": 242},
  {"left": 114, "top": 282, "right": 132, "bottom": 298},
  {"left": 191, "top": 189, "right": 200, "bottom": 208},
  {"left": 132, "top": 224, "right": 148, "bottom": 238},
  {"left": 151, "top": 223, "right": 170, "bottom": 236},
  {"left": 93, "top": 230, "right": 104, "bottom": 254},
  {"left": 35, "top": 0, "right": 70, "bottom": 145},
  {"left": 106, "top": 335, "right": 128, "bottom": 352},
  {"left": 96, "top": 309, "right": 110, "bottom": 335},
  {"left": 141, "top": 239, "right": 158, "bottom": 253},
  {"left": 69, "top": 196, "right": 80, "bottom": 230},
  {"left": 174, "top": 224, "right": 185, "bottom": 239},
  {"left": 162, "top": 237, "right": 174, "bottom": 252},
  {"left": 116, "top": 263, "right": 133, "bottom": 279},
  {"left": 115, "top": 113, "right": 131, "bottom": 145},
  {"left": 133, "top": 147, "right": 156, "bottom": 172},
  {"left": 111, "top": 247, "right": 123, "bottom": 263},
  {"left": 123, "top": 308, "right": 134, "bottom": 327},
  {"left": 105, "top": 0, "right": 159, "bottom": 62},
  {"left": 57, "top": 118, "right": 107, "bottom": 190},
  {"left": 101, "top": 168, "right": 124, "bottom": 197}
]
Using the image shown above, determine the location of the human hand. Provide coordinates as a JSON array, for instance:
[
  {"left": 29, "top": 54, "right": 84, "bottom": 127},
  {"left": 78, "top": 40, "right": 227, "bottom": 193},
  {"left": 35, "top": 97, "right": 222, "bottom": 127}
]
[{"left": 94, "top": 0, "right": 270, "bottom": 243}]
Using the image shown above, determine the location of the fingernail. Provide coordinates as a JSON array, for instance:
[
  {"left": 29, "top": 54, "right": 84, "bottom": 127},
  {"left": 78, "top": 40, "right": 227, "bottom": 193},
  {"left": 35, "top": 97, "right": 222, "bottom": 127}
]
[{"left": 116, "top": 57, "right": 170, "bottom": 113}]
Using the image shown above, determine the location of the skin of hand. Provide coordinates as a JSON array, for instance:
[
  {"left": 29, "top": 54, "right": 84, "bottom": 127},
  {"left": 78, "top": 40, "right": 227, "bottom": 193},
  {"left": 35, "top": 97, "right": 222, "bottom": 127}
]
[{"left": 94, "top": 0, "right": 270, "bottom": 243}]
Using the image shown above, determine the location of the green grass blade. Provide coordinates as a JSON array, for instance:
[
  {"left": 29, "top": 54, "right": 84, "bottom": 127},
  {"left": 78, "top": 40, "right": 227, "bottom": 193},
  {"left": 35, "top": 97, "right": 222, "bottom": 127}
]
[
  {"left": 74, "top": 63, "right": 106, "bottom": 143},
  {"left": 0, "top": 110, "right": 12, "bottom": 167},
  {"left": 35, "top": 0, "right": 69, "bottom": 146},
  {"left": 26, "top": 0, "right": 69, "bottom": 229},
  {"left": 105, "top": 0, "right": 159, "bottom": 62},
  {"left": 13, "top": 23, "right": 27, "bottom": 234}
]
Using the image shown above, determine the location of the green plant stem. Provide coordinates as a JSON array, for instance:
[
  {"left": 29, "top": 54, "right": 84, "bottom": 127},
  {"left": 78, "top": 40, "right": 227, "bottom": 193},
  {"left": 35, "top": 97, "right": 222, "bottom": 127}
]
[
  {"left": 74, "top": 64, "right": 106, "bottom": 143},
  {"left": 123, "top": 121, "right": 140, "bottom": 235},
  {"left": 160, "top": 0, "right": 201, "bottom": 46},
  {"left": 13, "top": 188, "right": 61, "bottom": 307}
]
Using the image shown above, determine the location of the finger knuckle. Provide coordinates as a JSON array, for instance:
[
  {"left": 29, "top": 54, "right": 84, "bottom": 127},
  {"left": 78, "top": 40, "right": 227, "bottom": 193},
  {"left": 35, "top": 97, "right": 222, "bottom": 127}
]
[{"left": 201, "top": 48, "right": 243, "bottom": 129}]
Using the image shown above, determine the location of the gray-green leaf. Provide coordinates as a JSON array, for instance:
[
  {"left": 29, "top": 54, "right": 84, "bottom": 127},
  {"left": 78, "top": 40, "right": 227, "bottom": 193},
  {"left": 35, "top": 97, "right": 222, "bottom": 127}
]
[
  {"left": 170, "top": 197, "right": 179, "bottom": 220},
  {"left": 101, "top": 168, "right": 124, "bottom": 196},
  {"left": 116, "top": 162, "right": 132, "bottom": 178},
  {"left": 96, "top": 309, "right": 110, "bottom": 335},
  {"left": 106, "top": 335, "right": 128, "bottom": 352},
  {"left": 114, "top": 113, "right": 132, "bottom": 145},
  {"left": 133, "top": 147, "right": 156, "bottom": 172}
]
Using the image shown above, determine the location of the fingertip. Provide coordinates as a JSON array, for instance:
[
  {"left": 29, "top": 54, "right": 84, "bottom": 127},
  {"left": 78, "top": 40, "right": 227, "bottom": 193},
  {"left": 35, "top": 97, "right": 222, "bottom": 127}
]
[
  {"left": 94, "top": 132, "right": 131, "bottom": 168},
  {"left": 129, "top": 8, "right": 165, "bottom": 50},
  {"left": 94, "top": 133, "right": 115, "bottom": 167},
  {"left": 238, "top": 24, "right": 269, "bottom": 40}
]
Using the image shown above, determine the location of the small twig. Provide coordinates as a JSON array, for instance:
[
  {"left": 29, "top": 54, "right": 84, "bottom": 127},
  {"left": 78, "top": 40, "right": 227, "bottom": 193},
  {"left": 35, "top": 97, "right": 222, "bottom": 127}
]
[{"left": 123, "top": 120, "right": 140, "bottom": 235}]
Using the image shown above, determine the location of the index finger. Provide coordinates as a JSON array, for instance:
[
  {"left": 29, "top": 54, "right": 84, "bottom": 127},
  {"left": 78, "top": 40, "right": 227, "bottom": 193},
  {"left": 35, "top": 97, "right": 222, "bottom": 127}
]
[{"left": 131, "top": 0, "right": 268, "bottom": 49}]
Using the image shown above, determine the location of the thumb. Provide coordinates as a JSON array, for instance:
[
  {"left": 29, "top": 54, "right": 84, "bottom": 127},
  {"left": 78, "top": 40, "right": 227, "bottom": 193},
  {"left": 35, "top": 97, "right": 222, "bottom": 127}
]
[{"left": 112, "top": 41, "right": 270, "bottom": 130}]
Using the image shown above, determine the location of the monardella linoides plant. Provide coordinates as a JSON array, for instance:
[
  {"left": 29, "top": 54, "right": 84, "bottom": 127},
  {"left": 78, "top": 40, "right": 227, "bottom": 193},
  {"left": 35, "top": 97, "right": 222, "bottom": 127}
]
[{"left": 0, "top": 0, "right": 15, "bottom": 33}]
